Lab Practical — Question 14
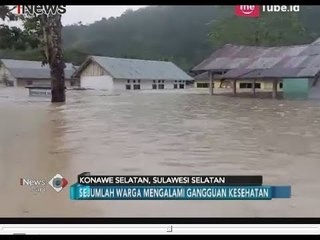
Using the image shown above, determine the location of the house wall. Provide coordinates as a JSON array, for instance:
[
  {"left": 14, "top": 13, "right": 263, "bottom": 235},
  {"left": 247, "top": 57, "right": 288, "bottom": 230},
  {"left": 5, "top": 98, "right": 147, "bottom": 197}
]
[
  {"left": 81, "top": 75, "right": 114, "bottom": 90},
  {"left": 79, "top": 61, "right": 187, "bottom": 91},
  {"left": 80, "top": 62, "right": 113, "bottom": 90},
  {"left": 114, "top": 79, "right": 186, "bottom": 90},
  {"left": 260, "top": 81, "right": 282, "bottom": 90},
  {"left": 283, "top": 78, "right": 310, "bottom": 99},
  {"left": 0, "top": 65, "right": 17, "bottom": 86},
  {"left": 194, "top": 79, "right": 283, "bottom": 90},
  {"left": 80, "top": 61, "right": 107, "bottom": 76},
  {"left": 194, "top": 80, "right": 212, "bottom": 88},
  {"left": 236, "top": 80, "right": 282, "bottom": 90}
]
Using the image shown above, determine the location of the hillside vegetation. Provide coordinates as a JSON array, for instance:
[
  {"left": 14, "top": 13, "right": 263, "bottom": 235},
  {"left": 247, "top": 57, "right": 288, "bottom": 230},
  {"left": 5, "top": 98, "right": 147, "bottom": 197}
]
[{"left": 1, "top": 5, "right": 320, "bottom": 71}]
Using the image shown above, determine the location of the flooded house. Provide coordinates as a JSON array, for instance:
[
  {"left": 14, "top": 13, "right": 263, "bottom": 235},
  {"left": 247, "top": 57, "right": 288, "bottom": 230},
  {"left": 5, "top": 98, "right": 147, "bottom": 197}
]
[
  {"left": 0, "top": 59, "right": 78, "bottom": 87},
  {"left": 192, "top": 38, "right": 320, "bottom": 99},
  {"left": 72, "top": 56, "right": 193, "bottom": 91}
]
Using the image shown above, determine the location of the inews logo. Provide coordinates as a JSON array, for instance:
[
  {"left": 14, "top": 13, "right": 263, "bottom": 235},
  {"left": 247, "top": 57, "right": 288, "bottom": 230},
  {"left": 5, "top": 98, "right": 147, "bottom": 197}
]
[
  {"left": 10, "top": 5, "right": 67, "bottom": 16},
  {"left": 235, "top": 5, "right": 300, "bottom": 18}
]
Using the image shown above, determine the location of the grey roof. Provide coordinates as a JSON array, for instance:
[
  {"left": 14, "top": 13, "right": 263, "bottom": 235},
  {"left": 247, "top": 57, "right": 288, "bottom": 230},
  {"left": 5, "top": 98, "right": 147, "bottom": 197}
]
[
  {"left": 0, "top": 59, "right": 76, "bottom": 79},
  {"left": 192, "top": 37, "right": 320, "bottom": 79},
  {"left": 75, "top": 56, "right": 193, "bottom": 81},
  {"left": 223, "top": 68, "right": 306, "bottom": 79},
  {"left": 194, "top": 71, "right": 224, "bottom": 81},
  {"left": 194, "top": 72, "right": 209, "bottom": 80}
]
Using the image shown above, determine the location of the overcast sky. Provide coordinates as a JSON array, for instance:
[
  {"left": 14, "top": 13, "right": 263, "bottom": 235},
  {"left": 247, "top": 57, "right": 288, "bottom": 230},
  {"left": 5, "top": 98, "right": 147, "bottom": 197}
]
[{"left": 1, "top": 5, "right": 147, "bottom": 27}]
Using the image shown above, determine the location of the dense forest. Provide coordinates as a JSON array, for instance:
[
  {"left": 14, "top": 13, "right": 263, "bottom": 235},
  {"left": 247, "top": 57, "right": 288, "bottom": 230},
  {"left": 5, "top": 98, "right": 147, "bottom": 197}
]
[{"left": 1, "top": 5, "right": 320, "bottom": 71}]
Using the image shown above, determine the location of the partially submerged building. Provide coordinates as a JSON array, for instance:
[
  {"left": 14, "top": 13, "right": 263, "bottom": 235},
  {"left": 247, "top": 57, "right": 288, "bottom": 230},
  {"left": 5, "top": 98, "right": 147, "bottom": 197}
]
[
  {"left": 73, "top": 56, "right": 193, "bottom": 91},
  {"left": 0, "top": 59, "right": 78, "bottom": 87},
  {"left": 192, "top": 38, "right": 320, "bottom": 99}
]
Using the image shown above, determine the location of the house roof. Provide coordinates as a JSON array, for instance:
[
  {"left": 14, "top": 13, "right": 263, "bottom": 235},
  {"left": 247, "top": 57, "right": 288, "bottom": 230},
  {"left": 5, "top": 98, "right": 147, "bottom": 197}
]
[
  {"left": 74, "top": 56, "right": 193, "bottom": 81},
  {"left": 192, "top": 37, "right": 320, "bottom": 79},
  {"left": 194, "top": 71, "right": 209, "bottom": 80},
  {"left": 0, "top": 59, "right": 76, "bottom": 79},
  {"left": 194, "top": 71, "right": 224, "bottom": 81}
]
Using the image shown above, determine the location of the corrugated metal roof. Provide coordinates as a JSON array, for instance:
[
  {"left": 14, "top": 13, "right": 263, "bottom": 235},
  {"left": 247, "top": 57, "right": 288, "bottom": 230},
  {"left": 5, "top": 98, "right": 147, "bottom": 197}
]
[
  {"left": 0, "top": 59, "right": 75, "bottom": 79},
  {"left": 94, "top": 56, "right": 193, "bottom": 80},
  {"left": 194, "top": 72, "right": 207, "bottom": 80},
  {"left": 193, "top": 40, "right": 320, "bottom": 78},
  {"left": 223, "top": 67, "right": 316, "bottom": 79},
  {"left": 222, "top": 69, "right": 257, "bottom": 79},
  {"left": 76, "top": 56, "right": 193, "bottom": 81}
]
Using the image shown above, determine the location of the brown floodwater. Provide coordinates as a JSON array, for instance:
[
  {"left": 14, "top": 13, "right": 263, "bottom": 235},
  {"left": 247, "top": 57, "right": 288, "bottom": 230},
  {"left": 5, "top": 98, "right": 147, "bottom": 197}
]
[{"left": 0, "top": 87, "right": 320, "bottom": 217}]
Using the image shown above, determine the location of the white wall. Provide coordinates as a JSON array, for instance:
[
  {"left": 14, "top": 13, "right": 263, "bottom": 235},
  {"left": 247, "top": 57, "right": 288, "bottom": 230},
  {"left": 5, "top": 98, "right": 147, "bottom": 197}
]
[
  {"left": 80, "top": 63, "right": 114, "bottom": 90},
  {"left": 80, "top": 75, "right": 114, "bottom": 90},
  {"left": 81, "top": 61, "right": 107, "bottom": 76},
  {"left": 114, "top": 79, "right": 186, "bottom": 90},
  {"left": 79, "top": 72, "right": 188, "bottom": 91}
]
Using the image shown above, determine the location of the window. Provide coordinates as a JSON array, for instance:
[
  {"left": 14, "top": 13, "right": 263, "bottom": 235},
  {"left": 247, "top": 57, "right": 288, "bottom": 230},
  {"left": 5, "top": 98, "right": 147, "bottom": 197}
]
[
  {"left": 179, "top": 84, "right": 184, "bottom": 89},
  {"left": 175, "top": 80, "right": 177, "bottom": 83},
  {"left": 153, "top": 80, "right": 156, "bottom": 83},
  {"left": 174, "top": 84, "right": 178, "bottom": 89},
  {"left": 279, "top": 82, "right": 283, "bottom": 89},
  {"left": 197, "top": 83, "right": 209, "bottom": 88},
  {"left": 162, "top": 80, "right": 164, "bottom": 83},
  {"left": 239, "top": 83, "right": 253, "bottom": 89},
  {"left": 152, "top": 84, "right": 157, "bottom": 89},
  {"left": 134, "top": 84, "right": 140, "bottom": 90},
  {"left": 26, "top": 80, "right": 33, "bottom": 86},
  {"left": 254, "top": 83, "right": 261, "bottom": 89},
  {"left": 127, "top": 80, "right": 130, "bottom": 83},
  {"left": 133, "top": 80, "right": 136, "bottom": 83},
  {"left": 239, "top": 83, "right": 260, "bottom": 89},
  {"left": 158, "top": 80, "right": 161, "bottom": 83},
  {"left": 126, "top": 85, "right": 131, "bottom": 90},
  {"left": 158, "top": 84, "right": 164, "bottom": 89},
  {"left": 138, "top": 80, "right": 141, "bottom": 83}
]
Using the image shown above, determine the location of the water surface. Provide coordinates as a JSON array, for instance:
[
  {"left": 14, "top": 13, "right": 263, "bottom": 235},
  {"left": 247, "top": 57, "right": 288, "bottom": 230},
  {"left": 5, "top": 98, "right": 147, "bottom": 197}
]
[{"left": 0, "top": 88, "right": 320, "bottom": 217}]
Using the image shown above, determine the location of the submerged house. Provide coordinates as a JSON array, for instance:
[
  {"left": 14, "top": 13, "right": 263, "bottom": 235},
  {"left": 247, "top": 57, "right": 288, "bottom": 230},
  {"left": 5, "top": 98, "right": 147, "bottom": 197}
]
[
  {"left": 192, "top": 38, "right": 320, "bottom": 99},
  {"left": 73, "top": 56, "right": 193, "bottom": 90},
  {"left": 0, "top": 59, "right": 78, "bottom": 87}
]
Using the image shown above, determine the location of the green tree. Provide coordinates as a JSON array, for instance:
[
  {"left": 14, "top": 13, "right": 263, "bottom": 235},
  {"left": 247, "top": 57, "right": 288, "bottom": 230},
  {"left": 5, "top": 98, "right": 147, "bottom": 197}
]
[
  {"left": 0, "top": 5, "right": 66, "bottom": 102},
  {"left": 209, "top": 12, "right": 312, "bottom": 47}
]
